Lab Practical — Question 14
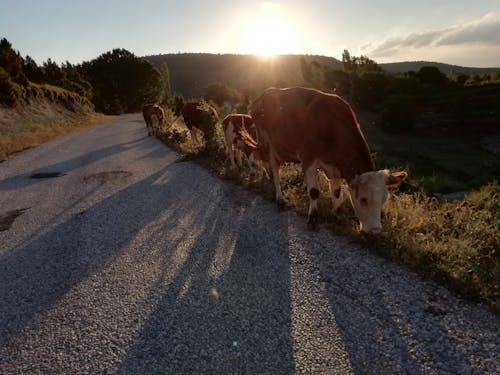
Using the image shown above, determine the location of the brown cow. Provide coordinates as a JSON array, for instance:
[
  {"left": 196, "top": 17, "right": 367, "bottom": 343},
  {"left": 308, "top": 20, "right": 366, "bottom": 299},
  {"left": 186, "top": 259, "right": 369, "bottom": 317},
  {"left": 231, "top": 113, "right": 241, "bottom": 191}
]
[
  {"left": 221, "top": 114, "right": 261, "bottom": 173},
  {"left": 181, "top": 101, "right": 219, "bottom": 144},
  {"left": 142, "top": 104, "right": 165, "bottom": 136},
  {"left": 251, "top": 87, "right": 407, "bottom": 233}
]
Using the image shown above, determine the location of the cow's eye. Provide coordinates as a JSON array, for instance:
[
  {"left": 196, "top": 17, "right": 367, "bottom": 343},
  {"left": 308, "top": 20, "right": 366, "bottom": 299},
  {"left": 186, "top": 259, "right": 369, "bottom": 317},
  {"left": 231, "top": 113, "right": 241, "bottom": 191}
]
[{"left": 360, "top": 197, "right": 368, "bottom": 206}]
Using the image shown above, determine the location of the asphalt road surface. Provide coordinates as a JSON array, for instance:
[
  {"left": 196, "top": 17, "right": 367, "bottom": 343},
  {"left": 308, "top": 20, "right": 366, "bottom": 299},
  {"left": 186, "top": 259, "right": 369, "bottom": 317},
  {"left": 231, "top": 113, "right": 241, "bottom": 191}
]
[{"left": 0, "top": 114, "right": 498, "bottom": 374}]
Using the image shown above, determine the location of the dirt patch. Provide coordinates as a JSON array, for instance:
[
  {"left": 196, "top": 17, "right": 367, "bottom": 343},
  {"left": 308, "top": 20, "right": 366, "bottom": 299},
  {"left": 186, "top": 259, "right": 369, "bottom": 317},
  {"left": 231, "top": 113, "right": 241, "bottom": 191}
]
[
  {"left": 0, "top": 208, "right": 30, "bottom": 231},
  {"left": 83, "top": 170, "right": 132, "bottom": 185}
]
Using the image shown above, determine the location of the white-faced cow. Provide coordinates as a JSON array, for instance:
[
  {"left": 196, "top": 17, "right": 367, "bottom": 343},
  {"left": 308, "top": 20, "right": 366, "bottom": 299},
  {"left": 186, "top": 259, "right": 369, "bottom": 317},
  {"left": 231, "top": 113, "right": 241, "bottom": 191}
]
[
  {"left": 251, "top": 87, "right": 407, "bottom": 233},
  {"left": 221, "top": 114, "right": 261, "bottom": 174},
  {"left": 181, "top": 101, "right": 219, "bottom": 144},
  {"left": 142, "top": 104, "right": 165, "bottom": 136}
]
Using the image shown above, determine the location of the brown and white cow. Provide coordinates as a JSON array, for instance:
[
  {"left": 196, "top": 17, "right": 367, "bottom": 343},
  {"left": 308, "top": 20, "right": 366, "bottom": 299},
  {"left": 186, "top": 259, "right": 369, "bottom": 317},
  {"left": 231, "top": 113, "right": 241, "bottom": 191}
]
[
  {"left": 251, "top": 87, "right": 407, "bottom": 233},
  {"left": 142, "top": 104, "right": 165, "bottom": 136},
  {"left": 181, "top": 101, "right": 219, "bottom": 144},
  {"left": 221, "top": 114, "right": 261, "bottom": 173}
]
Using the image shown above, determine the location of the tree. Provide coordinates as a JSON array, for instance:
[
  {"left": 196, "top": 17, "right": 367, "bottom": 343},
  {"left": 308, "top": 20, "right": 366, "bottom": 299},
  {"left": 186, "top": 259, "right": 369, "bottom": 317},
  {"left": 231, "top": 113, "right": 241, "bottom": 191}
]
[
  {"left": 61, "top": 61, "right": 92, "bottom": 97},
  {"left": 43, "top": 58, "right": 67, "bottom": 87},
  {"left": 0, "top": 37, "right": 26, "bottom": 85},
  {"left": 417, "top": 66, "right": 448, "bottom": 87},
  {"left": 0, "top": 38, "right": 22, "bottom": 78},
  {"left": 157, "top": 62, "right": 171, "bottom": 103},
  {"left": 22, "top": 55, "right": 44, "bottom": 83},
  {"left": 342, "top": 49, "right": 353, "bottom": 72},
  {"left": 80, "top": 49, "right": 163, "bottom": 114},
  {"left": 323, "top": 69, "right": 350, "bottom": 94},
  {"left": 204, "top": 82, "right": 238, "bottom": 107}
]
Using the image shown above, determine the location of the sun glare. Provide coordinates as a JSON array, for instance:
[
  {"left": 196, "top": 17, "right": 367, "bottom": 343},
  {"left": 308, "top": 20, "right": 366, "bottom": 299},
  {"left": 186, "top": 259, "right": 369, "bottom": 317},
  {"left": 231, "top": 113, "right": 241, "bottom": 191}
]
[{"left": 240, "top": 16, "right": 298, "bottom": 57}]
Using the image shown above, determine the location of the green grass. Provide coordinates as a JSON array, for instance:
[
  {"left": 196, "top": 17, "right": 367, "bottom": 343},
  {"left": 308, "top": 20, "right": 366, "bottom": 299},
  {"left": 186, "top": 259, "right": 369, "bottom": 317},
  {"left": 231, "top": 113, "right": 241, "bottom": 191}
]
[{"left": 156, "top": 118, "right": 500, "bottom": 312}]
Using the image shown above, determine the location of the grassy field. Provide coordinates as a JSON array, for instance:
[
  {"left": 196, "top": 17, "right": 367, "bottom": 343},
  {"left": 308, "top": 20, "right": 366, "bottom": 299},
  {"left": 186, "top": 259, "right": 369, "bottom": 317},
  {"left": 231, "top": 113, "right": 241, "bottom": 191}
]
[
  {"left": 0, "top": 113, "right": 114, "bottom": 161},
  {"left": 158, "top": 109, "right": 499, "bottom": 312}
]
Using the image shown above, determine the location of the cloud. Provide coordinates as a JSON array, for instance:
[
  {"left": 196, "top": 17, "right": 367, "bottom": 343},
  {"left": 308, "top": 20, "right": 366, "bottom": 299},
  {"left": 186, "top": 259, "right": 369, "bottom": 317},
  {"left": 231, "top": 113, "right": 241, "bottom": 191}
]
[{"left": 366, "top": 12, "right": 500, "bottom": 58}]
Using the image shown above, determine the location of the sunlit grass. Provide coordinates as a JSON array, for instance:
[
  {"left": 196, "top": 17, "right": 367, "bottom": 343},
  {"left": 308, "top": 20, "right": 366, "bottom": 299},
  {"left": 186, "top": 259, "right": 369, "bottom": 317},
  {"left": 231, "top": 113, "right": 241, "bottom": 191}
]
[{"left": 0, "top": 113, "right": 114, "bottom": 161}]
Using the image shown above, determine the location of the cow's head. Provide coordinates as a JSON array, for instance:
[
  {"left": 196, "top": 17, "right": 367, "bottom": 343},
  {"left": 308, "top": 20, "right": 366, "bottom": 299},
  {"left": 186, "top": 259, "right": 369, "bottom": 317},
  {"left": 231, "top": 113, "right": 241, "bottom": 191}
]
[{"left": 348, "top": 170, "right": 407, "bottom": 234}]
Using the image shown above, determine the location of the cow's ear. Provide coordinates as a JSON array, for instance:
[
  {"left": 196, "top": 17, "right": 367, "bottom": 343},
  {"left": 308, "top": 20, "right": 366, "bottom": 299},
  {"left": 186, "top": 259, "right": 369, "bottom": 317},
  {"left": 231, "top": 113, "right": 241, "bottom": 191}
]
[{"left": 386, "top": 171, "right": 408, "bottom": 188}]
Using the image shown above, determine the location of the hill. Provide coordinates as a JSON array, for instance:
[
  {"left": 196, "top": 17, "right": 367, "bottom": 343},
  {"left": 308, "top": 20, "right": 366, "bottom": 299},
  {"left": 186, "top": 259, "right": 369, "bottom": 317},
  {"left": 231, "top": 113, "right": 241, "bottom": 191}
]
[
  {"left": 146, "top": 53, "right": 500, "bottom": 97},
  {"left": 145, "top": 53, "right": 343, "bottom": 98},
  {"left": 379, "top": 61, "right": 499, "bottom": 75}
]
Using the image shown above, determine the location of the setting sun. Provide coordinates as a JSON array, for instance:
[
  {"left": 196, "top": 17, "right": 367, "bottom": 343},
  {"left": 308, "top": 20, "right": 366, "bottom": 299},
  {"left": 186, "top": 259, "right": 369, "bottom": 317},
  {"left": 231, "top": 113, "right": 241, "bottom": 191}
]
[{"left": 240, "top": 15, "right": 298, "bottom": 57}]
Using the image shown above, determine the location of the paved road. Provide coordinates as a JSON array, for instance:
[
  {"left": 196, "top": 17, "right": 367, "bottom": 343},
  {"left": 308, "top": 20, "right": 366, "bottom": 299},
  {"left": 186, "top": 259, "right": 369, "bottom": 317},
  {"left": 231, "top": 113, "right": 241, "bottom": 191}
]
[{"left": 0, "top": 114, "right": 498, "bottom": 374}]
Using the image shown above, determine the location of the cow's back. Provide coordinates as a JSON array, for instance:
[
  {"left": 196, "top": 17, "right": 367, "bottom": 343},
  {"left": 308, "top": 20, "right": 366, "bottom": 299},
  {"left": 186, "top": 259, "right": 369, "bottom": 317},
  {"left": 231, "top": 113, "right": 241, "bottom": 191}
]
[{"left": 251, "top": 87, "right": 374, "bottom": 180}]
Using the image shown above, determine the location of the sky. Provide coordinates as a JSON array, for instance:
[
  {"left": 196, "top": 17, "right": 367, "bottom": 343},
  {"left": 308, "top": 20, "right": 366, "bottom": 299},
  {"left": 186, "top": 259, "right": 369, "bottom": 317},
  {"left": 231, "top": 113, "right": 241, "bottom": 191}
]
[{"left": 2, "top": 0, "right": 500, "bottom": 68}]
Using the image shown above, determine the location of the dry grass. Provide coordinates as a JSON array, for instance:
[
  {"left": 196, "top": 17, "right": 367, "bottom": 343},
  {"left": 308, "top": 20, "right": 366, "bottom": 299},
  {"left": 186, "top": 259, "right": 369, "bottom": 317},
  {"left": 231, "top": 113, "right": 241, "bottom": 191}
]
[{"left": 0, "top": 113, "right": 114, "bottom": 161}]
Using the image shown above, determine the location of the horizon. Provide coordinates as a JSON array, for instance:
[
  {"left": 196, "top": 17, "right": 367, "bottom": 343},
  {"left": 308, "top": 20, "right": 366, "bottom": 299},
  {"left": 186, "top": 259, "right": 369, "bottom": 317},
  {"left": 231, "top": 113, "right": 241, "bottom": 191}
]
[{"left": 2, "top": 1, "right": 500, "bottom": 68}]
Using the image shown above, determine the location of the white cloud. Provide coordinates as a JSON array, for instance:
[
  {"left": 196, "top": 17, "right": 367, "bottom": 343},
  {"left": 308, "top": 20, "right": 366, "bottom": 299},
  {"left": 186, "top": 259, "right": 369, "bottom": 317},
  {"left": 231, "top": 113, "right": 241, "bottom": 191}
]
[{"left": 363, "top": 12, "right": 500, "bottom": 65}]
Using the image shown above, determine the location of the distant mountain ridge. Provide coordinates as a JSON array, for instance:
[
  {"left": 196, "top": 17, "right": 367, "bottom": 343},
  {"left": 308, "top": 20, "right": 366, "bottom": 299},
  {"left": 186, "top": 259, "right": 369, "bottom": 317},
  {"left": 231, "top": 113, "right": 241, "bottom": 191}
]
[
  {"left": 145, "top": 53, "right": 499, "bottom": 97},
  {"left": 380, "top": 61, "right": 499, "bottom": 75}
]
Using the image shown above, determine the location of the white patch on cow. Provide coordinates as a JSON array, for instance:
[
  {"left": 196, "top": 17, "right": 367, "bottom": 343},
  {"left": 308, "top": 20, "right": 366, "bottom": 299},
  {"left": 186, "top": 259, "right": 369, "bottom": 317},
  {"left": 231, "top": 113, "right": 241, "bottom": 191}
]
[
  {"left": 329, "top": 178, "right": 343, "bottom": 211},
  {"left": 304, "top": 161, "right": 320, "bottom": 216},
  {"left": 348, "top": 170, "right": 391, "bottom": 234}
]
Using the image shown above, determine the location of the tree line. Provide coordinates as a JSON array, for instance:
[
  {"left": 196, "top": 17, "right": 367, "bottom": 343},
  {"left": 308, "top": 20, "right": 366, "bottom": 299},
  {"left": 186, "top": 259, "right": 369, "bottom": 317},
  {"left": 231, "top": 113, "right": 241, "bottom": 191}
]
[
  {"left": 0, "top": 37, "right": 170, "bottom": 114},
  {"left": 2, "top": 36, "right": 500, "bottom": 131}
]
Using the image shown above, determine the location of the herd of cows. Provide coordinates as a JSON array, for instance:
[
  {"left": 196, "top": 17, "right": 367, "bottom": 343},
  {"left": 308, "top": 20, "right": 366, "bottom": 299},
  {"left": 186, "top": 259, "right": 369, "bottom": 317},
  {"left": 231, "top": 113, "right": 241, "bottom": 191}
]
[{"left": 142, "top": 87, "right": 408, "bottom": 234}]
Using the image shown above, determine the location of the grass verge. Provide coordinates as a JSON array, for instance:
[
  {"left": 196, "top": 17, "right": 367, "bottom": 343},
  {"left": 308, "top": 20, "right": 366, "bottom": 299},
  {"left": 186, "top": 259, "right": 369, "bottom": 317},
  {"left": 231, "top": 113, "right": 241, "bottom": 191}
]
[
  {"left": 157, "top": 114, "right": 499, "bottom": 312},
  {"left": 0, "top": 113, "right": 114, "bottom": 161}
]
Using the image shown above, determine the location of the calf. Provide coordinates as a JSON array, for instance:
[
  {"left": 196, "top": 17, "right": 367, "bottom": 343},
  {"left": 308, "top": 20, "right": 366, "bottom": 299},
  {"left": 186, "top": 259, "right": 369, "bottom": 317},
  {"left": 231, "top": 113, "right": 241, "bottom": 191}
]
[
  {"left": 222, "top": 114, "right": 261, "bottom": 173},
  {"left": 251, "top": 87, "right": 407, "bottom": 233},
  {"left": 142, "top": 104, "right": 164, "bottom": 136}
]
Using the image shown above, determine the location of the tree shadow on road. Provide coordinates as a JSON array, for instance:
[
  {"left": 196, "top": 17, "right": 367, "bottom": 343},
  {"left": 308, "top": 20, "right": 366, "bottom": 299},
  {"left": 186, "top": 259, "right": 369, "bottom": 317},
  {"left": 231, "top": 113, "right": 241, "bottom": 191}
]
[
  {"left": 0, "top": 158, "right": 297, "bottom": 374},
  {"left": 116, "top": 183, "right": 296, "bottom": 374}
]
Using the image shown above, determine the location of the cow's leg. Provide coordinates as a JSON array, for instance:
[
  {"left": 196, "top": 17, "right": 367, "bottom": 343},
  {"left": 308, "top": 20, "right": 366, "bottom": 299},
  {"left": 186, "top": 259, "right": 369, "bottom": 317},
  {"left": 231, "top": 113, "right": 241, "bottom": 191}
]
[
  {"left": 228, "top": 146, "right": 237, "bottom": 168},
  {"left": 247, "top": 153, "right": 257, "bottom": 176},
  {"left": 304, "top": 162, "right": 320, "bottom": 230},
  {"left": 236, "top": 148, "right": 243, "bottom": 168},
  {"left": 146, "top": 119, "right": 152, "bottom": 136},
  {"left": 151, "top": 115, "right": 158, "bottom": 135},
  {"left": 224, "top": 123, "right": 237, "bottom": 168},
  {"left": 270, "top": 157, "right": 285, "bottom": 209},
  {"left": 329, "top": 178, "right": 344, "bottom": 211}
]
